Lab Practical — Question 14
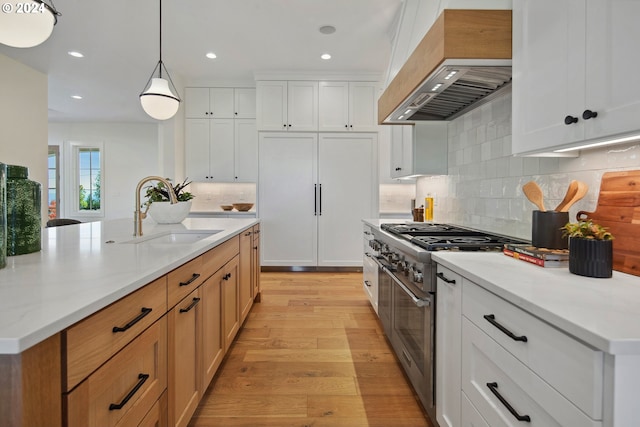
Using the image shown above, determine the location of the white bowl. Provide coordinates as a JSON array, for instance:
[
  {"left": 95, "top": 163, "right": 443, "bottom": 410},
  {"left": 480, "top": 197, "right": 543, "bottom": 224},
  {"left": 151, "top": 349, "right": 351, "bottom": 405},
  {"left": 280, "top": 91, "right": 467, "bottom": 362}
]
[{"left": 148, "top": 200, "right": 192, "bottom": 224}]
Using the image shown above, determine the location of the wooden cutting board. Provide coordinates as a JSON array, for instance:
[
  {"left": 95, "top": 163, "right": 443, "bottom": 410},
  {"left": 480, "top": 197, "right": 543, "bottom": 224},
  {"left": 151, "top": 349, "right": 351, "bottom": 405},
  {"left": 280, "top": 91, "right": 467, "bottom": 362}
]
[{"left": 577, "top": 170, "right": 640, "bottom": 277}]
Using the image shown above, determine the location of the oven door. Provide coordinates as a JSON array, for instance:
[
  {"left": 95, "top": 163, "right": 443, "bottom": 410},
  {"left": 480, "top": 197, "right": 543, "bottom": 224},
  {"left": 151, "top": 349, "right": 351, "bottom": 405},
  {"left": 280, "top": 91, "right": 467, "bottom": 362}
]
[
  {"left": 374, "top": 257, "right": 393, "bottom": 337},
  {"left": 390, "top": 274, "right": 435, "bottom": 421}
]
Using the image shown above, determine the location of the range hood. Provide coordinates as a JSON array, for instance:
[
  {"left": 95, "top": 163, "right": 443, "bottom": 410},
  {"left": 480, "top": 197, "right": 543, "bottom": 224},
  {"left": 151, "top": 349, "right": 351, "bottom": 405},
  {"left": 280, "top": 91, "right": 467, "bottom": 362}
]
[{"left": 379, "top": 9, "right": 512, "bottom": 123}]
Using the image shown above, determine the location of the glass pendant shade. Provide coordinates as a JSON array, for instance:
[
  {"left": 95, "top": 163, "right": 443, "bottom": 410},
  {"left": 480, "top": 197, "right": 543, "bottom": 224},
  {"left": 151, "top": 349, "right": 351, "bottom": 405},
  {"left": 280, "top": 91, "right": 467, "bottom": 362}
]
[
  {"left": 0, "top": 1, "right": 58, "bottom": 48},
  {"left": 140, "top": 77, "right": 180, "bottom": 120}
]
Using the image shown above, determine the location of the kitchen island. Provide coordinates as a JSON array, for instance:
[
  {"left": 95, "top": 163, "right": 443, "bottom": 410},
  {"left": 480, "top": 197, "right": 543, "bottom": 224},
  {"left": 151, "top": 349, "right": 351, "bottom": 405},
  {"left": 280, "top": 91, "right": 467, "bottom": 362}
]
[{"left": 0, "top": 217, "right": 260, "bottom": 427}]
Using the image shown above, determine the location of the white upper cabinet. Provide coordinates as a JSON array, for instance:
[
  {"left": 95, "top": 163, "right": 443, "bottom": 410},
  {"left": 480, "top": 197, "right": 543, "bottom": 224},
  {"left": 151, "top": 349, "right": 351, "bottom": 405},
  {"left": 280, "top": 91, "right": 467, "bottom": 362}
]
[
  {"left": 185, "top": 87, "right": 255, "bottom": 119},
  {"left": 390, "top": 122, "right": 447, "bottom": 178},
  {"left": 318, "top": 81, "right": 378, "bottom": 132},
  {"left": 256, "top": 81, "right": 318, "bottom": 131},
  {"left": 512, "top": 0, "right": 640, "bottom": 155}
]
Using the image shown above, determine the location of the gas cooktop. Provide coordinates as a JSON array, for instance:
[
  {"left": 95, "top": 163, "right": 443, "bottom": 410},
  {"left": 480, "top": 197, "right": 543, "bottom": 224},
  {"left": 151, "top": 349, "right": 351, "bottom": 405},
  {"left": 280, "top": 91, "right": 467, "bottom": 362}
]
[{"left": 380, "top": 222, "right": 529, "bottom": 251}]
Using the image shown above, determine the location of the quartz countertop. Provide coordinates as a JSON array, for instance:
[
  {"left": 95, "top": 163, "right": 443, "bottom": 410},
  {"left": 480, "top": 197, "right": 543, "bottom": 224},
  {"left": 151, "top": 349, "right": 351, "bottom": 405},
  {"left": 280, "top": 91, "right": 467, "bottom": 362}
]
[
  {"left": 0, "top": 217, "right": 258, "bottom": 354},
  {"left": 363, "top": 218, "right": 640, "bottom": 355}
]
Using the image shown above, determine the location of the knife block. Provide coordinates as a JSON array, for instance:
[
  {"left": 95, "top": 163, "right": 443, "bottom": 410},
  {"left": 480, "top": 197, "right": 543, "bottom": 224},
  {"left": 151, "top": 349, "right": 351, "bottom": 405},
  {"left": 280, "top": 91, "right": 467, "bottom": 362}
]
[{"left": 532, "top": 210, "right": 569, "bottom": 249}]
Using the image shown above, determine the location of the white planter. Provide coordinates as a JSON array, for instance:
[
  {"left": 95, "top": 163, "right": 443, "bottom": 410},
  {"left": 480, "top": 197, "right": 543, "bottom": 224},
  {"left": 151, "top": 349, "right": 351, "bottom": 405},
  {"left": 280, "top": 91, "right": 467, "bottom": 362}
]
[{"left": 148, "top": 200, "right": 192, "bottom": 224}]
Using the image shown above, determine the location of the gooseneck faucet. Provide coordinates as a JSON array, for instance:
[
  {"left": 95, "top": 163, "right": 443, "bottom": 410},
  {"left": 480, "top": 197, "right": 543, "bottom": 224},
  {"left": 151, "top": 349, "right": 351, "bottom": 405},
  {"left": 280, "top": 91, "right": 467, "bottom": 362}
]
[{"left": 134, "top": 176, "right": 178, "bottom": 236}]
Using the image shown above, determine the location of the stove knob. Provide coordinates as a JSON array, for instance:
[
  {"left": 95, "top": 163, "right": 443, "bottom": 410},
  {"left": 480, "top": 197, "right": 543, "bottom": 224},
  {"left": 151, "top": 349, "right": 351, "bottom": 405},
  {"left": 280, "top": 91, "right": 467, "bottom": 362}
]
[{"left": 412, "top": 267, "right": 424, "bottom": 283}]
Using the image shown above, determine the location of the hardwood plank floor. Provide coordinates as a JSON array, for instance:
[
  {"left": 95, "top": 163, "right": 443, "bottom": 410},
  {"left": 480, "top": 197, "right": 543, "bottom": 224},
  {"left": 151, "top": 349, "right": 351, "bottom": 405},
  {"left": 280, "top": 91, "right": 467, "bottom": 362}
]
[{"left": 189, "top": 272, "right": 434, "bottom": 427}]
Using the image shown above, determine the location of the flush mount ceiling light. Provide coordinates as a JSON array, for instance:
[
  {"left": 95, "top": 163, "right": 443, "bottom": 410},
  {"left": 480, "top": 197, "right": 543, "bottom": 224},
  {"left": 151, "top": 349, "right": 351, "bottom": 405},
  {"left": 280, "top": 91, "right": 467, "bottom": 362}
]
[
  {"left": 205, "top": 52, "right": 217, "bottom": 59},
  {"left": 0, "top": 0, "right": 61, "bottom": 48},
  {"left": 321, "top": 53, "right": 331, "bottom": 60},
  {"left": 68, "top": 51, "right": 83, "bottom": 58},
  {"left": 139, "top": 0, "right": 181, "bottom": 121},
  {"left": 319, "top": 25, "right": 336, "bottom": 35}
]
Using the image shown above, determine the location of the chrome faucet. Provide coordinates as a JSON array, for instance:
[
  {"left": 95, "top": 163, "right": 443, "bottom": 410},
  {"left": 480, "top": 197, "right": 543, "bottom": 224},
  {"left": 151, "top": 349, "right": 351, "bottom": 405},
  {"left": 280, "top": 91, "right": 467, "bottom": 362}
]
[{"left": 134, "top": 176, "right": 178, "bottom": 236}]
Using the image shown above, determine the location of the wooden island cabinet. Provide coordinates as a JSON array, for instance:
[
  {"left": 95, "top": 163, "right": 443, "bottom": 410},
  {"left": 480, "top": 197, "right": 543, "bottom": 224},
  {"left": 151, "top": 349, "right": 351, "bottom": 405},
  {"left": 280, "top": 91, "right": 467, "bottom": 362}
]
[{"left": 0, "top": 223, "right": 260, "bottom": 427}]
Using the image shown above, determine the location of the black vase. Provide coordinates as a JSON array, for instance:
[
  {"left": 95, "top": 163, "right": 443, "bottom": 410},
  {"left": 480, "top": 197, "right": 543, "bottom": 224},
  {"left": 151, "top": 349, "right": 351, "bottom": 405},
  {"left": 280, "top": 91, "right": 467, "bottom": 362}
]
[{"left": 569, "top": 238, "right": 613, "bottom": 278}]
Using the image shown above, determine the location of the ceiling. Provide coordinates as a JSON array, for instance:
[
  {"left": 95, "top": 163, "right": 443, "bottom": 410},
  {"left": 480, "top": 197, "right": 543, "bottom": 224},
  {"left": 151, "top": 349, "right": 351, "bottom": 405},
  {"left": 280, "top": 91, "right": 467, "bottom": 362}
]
[{"left": 0, "top": 0, "right": 403, "bottom": 123}]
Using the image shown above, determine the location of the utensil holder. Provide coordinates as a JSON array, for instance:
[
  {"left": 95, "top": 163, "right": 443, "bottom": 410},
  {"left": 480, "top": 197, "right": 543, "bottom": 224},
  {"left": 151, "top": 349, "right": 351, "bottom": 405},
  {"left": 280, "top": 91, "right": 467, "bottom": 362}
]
[
  {"left": 412, "top": 208, "right": 424, "bottom": 222},
  {"left": 532, "top": 210, "right": 569, "bottom": 249}
]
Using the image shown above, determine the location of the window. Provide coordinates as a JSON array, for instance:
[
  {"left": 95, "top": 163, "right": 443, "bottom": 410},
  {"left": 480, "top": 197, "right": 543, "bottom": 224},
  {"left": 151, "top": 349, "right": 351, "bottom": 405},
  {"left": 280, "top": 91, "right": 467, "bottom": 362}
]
[
  {"left": 66, "top": 141, "right": 104, "bottom": 218},
  {"left": 47, "top": 146, "right": 60, "bottom": 219}
]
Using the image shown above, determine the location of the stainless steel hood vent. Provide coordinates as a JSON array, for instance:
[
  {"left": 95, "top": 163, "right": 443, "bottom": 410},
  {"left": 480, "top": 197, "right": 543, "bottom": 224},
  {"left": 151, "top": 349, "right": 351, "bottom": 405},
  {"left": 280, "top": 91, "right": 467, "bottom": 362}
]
[
  {"left": 378, "top": 9, "right": 512, "bottom": 124},
  {"left": 403, "top": 64, "right": 512, "bottom": 121}
]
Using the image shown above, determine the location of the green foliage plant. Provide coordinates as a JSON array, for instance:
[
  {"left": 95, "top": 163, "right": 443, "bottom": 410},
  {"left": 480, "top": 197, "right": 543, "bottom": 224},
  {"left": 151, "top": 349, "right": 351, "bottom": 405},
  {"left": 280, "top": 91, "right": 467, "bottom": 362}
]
[
  {"left": 144, "top": 178, "right": 194, "bottom": 208},
  {"left": 562, "top": 220, "right": 614, "bottom": 241}
]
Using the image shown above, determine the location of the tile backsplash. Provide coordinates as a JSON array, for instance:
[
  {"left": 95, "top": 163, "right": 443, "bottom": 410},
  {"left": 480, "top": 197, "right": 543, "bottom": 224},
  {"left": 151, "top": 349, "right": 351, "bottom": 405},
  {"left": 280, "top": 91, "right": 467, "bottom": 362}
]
[
  {"left": 189, "top": 182, "right": 256, "bottom": 212},
  {"left": 416, "top": 92, "right": 640, "bottom": 240}
]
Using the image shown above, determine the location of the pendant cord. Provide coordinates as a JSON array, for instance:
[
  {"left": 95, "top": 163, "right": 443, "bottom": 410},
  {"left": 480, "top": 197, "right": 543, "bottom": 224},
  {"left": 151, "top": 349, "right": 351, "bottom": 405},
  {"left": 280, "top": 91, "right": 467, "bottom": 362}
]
[{"left": 158, "top": 0, "right": 163, "bottom": 78}]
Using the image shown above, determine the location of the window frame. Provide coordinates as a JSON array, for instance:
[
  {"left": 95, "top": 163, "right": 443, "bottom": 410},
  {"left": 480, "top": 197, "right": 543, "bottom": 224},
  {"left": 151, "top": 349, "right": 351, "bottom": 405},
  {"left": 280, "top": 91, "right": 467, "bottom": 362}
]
[{"left": 65, "top": 140, "right": 105, "bottom": 219}]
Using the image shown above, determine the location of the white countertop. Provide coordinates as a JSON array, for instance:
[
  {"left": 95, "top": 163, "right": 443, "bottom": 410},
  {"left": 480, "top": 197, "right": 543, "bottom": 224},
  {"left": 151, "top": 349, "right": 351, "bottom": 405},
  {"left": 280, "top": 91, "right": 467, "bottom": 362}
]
[
  {"left": 0, "top": 217, "right": 258, "bottom": 354},
  {"left": 363, "top": 219, "right": 640, "bottom": 355}
]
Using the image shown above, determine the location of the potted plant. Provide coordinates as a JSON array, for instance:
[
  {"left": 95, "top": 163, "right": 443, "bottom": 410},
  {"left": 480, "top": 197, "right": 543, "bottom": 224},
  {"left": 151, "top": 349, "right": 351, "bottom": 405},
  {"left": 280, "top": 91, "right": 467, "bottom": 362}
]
[
  {"left": 144, "top": 178, "right": 195, "bottom": 224},
  {"left": 562, "top": 220, "right": 614, "bottom": 278}
]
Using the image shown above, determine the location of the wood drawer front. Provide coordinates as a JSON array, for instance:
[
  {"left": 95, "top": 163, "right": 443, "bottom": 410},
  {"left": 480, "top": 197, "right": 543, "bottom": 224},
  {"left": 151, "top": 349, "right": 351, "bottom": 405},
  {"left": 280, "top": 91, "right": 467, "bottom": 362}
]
[
  {"left": 462, "top": 318, "right": 601, "bottom": 427},
  {"left": 65, "top": 277, "right": 167, "bottom": 391},
  {"left": 462, "top": 281, "right": 603, "bottom": 418},
  {"left": 252, "top": 223, "right": 260, "bottom": 239},
  {"left": 66, "top": 316, "right": 167, "bottom": 427},
  {"left": 168, "top": 256, "right": 205, "bottom": 308},
  {"left": 201, "top": 235, "right": 239, "bottom": 277},
  {"left": 138, "top": 390, "right": 167, "bottom": 427}
]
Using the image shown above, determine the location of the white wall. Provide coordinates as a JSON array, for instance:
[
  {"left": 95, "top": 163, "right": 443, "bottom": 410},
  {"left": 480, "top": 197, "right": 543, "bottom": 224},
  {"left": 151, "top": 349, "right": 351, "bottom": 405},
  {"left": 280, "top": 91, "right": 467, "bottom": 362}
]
[
  {"left": 48, "top": 122, "right": 161, "bottom": 221},
  {"left": 415, "top": 91, "right": 640, "bottom": 240},
  {"left": 0, "top": 53, "right": 48, "bottom": 224}
]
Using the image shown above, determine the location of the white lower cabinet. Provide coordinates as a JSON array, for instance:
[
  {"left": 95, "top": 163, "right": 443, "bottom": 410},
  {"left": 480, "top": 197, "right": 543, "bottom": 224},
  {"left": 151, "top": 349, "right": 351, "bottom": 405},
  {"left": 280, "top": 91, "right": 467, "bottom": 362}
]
[
  {"left": 259, "top": 132, "right": 377, "bottom": 267},
  {"left": 435, "top": 266, "right": 462, "bottom": 427},
  {"left": 461, "top": 392, "right": 490, "bottom": 427},
  {"left": 462, "top": 318, "right": 600, "bottom": 427}
]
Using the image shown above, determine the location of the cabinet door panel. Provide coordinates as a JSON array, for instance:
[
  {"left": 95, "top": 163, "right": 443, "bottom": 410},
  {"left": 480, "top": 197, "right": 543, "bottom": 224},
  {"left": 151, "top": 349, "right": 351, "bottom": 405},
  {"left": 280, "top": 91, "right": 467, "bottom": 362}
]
[
  {"left": 348, "top": 82, "right": 378, "bottom": 132},
  {"left": 209, "top": 88, "right": 234, "bottom": 118},
  {"left": 256, "top": 81, "right": 287, "bottom": 131},
  {"left": 235, "top": 88, "right": 256, "bottom": 118},
  {"left": 222, "top": 256, "right": 240, "bottom": 351},
  {"left": 239, "top": 229, "right": 253, "bottom": 323},
  {"left": 317, "top": 134, "right": 376, "bottom": 266},
  {"left": 185, "top": 119, "right": 211, "bottom": 181},
  {"left": 208, "top": 119, "right": 235, "bottom": 182},
  {"left": 586, "top": 0, "right": 640, "bottom": 140},
  {"left": 319, "top": 81, "right": 349, "bottom": 131},
  {"left": 200, "top": 270, "right": 223, "bottom": 393},
  {"left": 184, "top": 88, "right": 210, "bottom": 118},
  {"left": 287, "top": 81, "right": 318, "bottom": 131},
  {"left": 259, "top": 133, "right": 318, "bottom": 266},
  {"left": 234, "top": 119, "right": 258, "bottom": 182}
]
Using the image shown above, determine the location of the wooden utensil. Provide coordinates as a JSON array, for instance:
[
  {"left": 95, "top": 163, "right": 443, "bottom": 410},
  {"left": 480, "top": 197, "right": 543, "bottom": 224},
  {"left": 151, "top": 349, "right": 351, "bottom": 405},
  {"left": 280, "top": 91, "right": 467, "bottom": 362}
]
[
  {"left": 555, "top": 180, "right": 579, "bottom": 212},
  {"left": 523, "top": 181, "right": 545, "bottom": 211},
  {"left": 559, "top": 181, "right": 588, "bottom": 212}
]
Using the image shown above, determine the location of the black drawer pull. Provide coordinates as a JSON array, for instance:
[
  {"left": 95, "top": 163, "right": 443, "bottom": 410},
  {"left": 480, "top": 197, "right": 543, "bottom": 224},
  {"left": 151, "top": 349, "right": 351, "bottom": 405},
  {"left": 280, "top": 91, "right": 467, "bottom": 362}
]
[
  {"left": 223, "top": 273, "right": 231, "bottom": 280},
  {"left": 109, "top": 373, "right": 149, "bottom": 410},
  {"left": 436, "top": 272, "right": 456, "bottom": 284},
  {"left": 179, "top": 273, "right": 201, "bottom": 287},
  {"left": 483, "top": 314, "right": 528, "bottom": 342},
  {"left": 486, "top": 382, "right": 531, "bottom": 422},
  {"left": 179, "top": 297, "right": 201, "bottom": 313},
  {"left": 364, "top": 280, "right": 371, "bottom": 287},
  {"left": 112, "top": 307, "right": 152, "bottom": 333}
]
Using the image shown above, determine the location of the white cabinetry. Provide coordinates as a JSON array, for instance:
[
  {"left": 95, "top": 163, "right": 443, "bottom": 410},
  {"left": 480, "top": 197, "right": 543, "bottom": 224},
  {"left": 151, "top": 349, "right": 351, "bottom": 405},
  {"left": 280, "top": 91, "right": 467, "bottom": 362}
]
[
  {"left": 390, "top": 122, "right": 447, "bottom": 178},
  {"left": 435, "top": 266, "right": 461, "bottom": 427},
  {"left": 256, "top": 81, "right": 318, "bottom": 131},
  {"left": 512, "top": 0, "right": 640, "bottom": 155},
  {"left": 185, "top": 87, "right": 255, "bottom": 119},
  {"left": 185, "top": 116, "right": 257, "bottom": 182},
  {"left": 259, "top": 132, "right": 377, "bottom": 267},
  {"left": 318, "top": 81, "right": 378, "bottom": 132}
]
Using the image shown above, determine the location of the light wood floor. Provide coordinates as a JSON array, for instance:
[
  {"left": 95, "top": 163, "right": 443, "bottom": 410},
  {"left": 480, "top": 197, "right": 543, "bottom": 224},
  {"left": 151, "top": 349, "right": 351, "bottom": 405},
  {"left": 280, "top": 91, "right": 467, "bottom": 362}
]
[{"left": 188, "top": 272, "right": 434, "bottom": 427}]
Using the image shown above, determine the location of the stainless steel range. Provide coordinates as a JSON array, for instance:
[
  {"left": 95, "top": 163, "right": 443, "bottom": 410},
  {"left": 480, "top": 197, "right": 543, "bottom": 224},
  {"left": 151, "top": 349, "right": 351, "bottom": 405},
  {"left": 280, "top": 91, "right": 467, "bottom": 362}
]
[{"left": 367, "top": 222, "right": 527, "bottom": 424}]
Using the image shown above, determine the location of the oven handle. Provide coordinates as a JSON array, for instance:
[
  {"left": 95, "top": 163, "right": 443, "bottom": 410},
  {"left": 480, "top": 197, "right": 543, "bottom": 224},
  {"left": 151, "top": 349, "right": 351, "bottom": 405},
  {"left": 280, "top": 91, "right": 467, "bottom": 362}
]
[{"left": 383, "top": 265, "right": 431, "bottom": 308}]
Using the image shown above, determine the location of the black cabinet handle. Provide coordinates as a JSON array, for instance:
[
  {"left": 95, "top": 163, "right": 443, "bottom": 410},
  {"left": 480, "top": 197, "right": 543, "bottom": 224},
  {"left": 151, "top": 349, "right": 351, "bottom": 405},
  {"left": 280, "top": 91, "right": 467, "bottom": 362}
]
[
  {"left": 288, "top": 124, "right": 292, "bottom": 127},
  {"left": 283, "top": 124, "right": 287, "bottom": 128},
  {"left": 486, "top": 382, "right": 531, "bottom": 422},
  {"left": 112, "top": 307, "right": 152, "bottom": 333},
  {"left": 179, "top": 273, "right": 201, "bottom": 287},
  {"left": 223, "top": 273, "right": 232, "bottom": 280},
  {"left": 179, "top": 297, "right": 201, "bottom": 313},
  {"left": 564, "top": 115, "right": 579, "bottom": 125},
  {"left": 364, "top": 280, "right": 371, "bottom": 287},
  {"left": 109, "top": 373, "right": 149, "bottom": 410},
  {"left": 244, "top": 231, "right": 252, "bottom": 236},
  {"left": 345, "top": 124, "right": 348, "bottom": 128},
  {"left": 436, "top": 272, "right": 456, "bottom": 284},
  {"left": 314, "top": 184, "right": 317, "bottom": 216},
  {"left": 484, "top": 314, "right": 528, "bottom": 342},
  {"left": 319, "top": 184, "right": 322, "bottom": 216},
  {"left": 582, "top": 109, "right": 598, "bottom": 120},
  {"left": 395, "top": 167, "right": 402, "bottom": 171}
]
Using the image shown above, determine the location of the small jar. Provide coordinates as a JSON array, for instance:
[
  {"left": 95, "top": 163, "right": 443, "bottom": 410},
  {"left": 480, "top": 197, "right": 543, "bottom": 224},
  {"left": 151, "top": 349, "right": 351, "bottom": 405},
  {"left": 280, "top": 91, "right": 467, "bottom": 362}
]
[
  {"left": 0, "top": 163, "right": 6, "bottom": 268},
  {"left": 6, "top": 165, "right": 41, "bottom": 256}
]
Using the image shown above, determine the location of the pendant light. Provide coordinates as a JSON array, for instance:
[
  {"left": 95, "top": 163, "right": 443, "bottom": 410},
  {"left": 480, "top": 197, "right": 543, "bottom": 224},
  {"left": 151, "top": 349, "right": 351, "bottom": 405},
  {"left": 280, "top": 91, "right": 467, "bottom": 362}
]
[
  {"left": 139, "top": 0, "right": 181, "bottom": 120},
  {"left": 0, "top": 0, "right": 61, "bottom": 48}
]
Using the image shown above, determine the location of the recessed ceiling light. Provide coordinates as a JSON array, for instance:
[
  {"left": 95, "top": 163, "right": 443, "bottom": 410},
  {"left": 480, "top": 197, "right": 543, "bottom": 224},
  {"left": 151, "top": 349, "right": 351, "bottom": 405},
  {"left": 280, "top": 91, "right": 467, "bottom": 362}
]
[
  {"left": 206, "top": 52, "right": 217, "bottom": 59},
  {"left": 71, "top": 95, "right": 82, "bottom": 100},
  {"left": 321, "top": 53, "right": 331, "bottom": 60},
  {"left": 68, "top": 51, "right": 84, "bottom": 58},
  {"left": 319, "top": 25, "right": 336, "bottom": 35}
]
